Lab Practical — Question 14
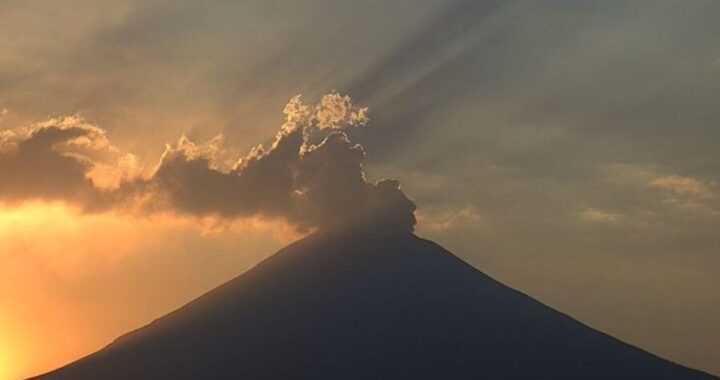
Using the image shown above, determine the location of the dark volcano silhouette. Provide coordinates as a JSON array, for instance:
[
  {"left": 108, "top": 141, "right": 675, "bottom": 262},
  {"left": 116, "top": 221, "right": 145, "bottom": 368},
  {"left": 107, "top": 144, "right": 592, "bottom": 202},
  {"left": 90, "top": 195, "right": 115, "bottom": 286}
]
[{"left": 33, "top": 229, "right": 716, "bottom": 379}]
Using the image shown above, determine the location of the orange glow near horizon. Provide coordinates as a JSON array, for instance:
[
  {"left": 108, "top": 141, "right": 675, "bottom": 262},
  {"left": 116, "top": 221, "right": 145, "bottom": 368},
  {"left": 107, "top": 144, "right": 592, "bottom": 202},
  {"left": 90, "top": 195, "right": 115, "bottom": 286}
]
[
  {"left": 0, "top": 332, "right": 16, "bottom": 380},
  {"left": 0, "top": 201, "right": 298, "bottom": 380}
]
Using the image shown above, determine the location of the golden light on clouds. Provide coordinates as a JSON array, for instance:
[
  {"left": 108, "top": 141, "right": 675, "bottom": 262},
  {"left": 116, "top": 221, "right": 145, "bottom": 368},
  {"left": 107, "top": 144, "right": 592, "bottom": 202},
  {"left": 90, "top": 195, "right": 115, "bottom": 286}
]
[
  {"left": 0, "top": 92, "right": 417, "bottom": 379},
  {"left": 648, "top": 175, "right": 713, "bottom": 199},
  {"left": 580, "top": 208, "right": 622, "bottom": 224},
  {"left": 0, "top": 201, "right": 298, "bottom": 379},
  {"left": 1, "top": 0, "right": 720, "bottom": 376}
]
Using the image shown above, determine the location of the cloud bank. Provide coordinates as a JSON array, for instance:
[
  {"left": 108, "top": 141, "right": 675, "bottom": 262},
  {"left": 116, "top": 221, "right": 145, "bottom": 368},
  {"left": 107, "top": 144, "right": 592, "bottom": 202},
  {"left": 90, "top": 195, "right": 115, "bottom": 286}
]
[
  {"left": 0, "top": 93, "right": 416, "bottom": 234},
  {"left": 0, "top": 117, "right": 111, "bottom": 206}
]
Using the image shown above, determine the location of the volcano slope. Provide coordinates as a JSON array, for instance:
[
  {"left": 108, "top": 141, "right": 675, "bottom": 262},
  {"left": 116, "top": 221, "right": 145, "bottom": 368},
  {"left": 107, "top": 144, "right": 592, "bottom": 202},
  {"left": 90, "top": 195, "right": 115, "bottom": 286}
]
[{"left": 33, "top": 228, "right": 716, "bottom": 379}]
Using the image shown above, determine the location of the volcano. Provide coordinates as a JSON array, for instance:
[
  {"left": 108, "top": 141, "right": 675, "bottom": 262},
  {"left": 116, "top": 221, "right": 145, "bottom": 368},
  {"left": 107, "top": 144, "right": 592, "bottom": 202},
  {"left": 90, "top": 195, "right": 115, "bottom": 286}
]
[{"left": 33, "top": 229, "right": 715, "bottom": 379}]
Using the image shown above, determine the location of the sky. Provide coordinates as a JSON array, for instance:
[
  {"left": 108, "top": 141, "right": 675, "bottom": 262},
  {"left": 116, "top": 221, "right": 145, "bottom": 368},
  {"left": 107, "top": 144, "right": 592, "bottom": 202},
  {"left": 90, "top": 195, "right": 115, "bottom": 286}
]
[{"left": 1, "top": 0, "right": 719, "bottom": 378}]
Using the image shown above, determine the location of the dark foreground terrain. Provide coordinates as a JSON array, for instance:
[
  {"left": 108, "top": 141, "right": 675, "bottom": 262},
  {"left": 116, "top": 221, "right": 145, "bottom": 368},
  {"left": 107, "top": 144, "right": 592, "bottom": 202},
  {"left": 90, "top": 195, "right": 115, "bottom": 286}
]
[{"left": 34, "top": 229, "right": 716, "bottom": 379}]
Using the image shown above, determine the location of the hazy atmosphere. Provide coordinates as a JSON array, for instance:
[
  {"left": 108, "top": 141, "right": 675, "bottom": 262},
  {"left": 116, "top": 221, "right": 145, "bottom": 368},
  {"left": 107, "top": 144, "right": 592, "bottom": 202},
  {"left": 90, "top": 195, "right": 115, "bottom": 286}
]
[{"left": 1, "top": 1, "right": 719, "bottom": 378}]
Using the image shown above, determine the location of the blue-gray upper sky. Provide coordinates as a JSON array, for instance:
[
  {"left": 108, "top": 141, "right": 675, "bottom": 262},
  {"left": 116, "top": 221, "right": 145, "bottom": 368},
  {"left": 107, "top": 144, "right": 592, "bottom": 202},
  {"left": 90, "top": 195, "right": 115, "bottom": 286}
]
[{"left": 1, "top": 0, "right": 719, "bottom": 377}]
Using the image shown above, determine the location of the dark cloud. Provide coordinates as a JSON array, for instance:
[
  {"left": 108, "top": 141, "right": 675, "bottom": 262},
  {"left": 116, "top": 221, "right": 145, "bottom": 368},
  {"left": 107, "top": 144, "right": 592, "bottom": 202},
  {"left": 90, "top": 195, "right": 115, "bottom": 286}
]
[
  {"left": 293, "top": 132, "right": 415, "bottom": 233},
  {"left": 2, "top": 0, "right": 720, "bottom": 374},
  {"left": 141, "top": 94, "right": 415, "bottom": 233},
  {"left": 0, "top": 118, "right": 107, "bottom": 206},
  {"left": 0, "top": 94, "right": 416, "bottom": 234}
]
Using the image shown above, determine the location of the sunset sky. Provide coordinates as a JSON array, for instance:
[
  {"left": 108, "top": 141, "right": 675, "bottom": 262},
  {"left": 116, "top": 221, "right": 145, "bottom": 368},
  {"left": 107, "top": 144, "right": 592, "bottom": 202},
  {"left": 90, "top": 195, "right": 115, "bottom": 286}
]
[{"left": 2, "top": 1, "right": 720, "bottom": 379}]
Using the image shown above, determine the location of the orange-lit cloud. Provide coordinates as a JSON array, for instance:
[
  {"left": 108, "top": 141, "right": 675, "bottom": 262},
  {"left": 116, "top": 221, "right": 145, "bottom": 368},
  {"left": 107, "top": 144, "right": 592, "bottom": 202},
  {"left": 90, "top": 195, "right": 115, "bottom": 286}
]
[
  {"left": 648, "top": 175, "right": 713, "bottom": 199},
  {"left": 0, "top": 94, "right": 416, "bottom": 379},
  {"left": 579, "top": 208, "right": 622, "bottom": 224},
  {"left": 0, "top": 94, "right": 415, "bottom": 235},
  {"left": 2, "top": 0, "right": 720, "bottom": 376},
  {"left": 416, "top": 205, "right": 484, "bottom": 232}
]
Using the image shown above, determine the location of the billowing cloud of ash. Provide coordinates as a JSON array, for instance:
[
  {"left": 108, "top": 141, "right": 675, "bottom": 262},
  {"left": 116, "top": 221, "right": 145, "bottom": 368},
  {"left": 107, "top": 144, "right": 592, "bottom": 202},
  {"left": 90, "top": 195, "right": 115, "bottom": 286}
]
[{"left": 0, "top": 94, "right": 416, "bottom": 234}]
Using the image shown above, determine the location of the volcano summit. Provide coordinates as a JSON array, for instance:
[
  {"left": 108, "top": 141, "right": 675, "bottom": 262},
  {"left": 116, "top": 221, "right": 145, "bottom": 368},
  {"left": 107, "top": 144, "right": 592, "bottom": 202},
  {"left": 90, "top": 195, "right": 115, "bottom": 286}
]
[{"left": 34, "top": 227, "right": 715, "bottom": 379}]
